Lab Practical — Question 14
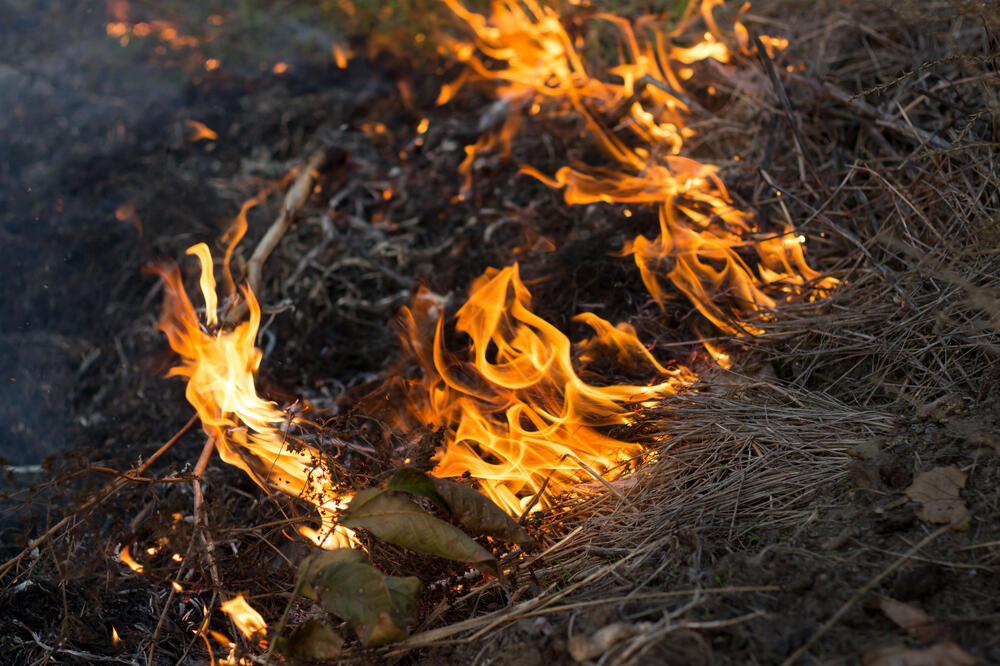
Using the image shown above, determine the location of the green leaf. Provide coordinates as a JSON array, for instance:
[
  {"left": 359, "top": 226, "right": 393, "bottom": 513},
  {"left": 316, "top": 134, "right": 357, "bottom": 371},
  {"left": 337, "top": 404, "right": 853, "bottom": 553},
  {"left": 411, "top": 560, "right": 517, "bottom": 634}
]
[
  {"left": 296, "top": 547, "right": 368, "bottom": 601},
  {"left": 283, "top": 619, "right": 344, "bottom": 660},
  {"left": 387, "top": 467, "right": 537, "bottom": 549},
  {"left": 341, "top": 488, "right": 499, "bottom": 576},
  {"left": 385, "top": 575, "right": 422, "bottom": 622},
  {"left": 303, "top": 547, "right": 421, "bottom": 647}
]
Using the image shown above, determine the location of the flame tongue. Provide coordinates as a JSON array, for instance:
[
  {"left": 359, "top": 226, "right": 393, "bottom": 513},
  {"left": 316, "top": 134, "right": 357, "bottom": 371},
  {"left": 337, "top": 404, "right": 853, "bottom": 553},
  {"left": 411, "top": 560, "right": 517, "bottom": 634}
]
[
  {"left": 154, "top": 244, "right": 353, "bottom": 548},
  {"left": 439, "top": 0, "right": 837, "bottom": 336},
  {"left": 399, "top": 265, "right": 692, "bottom": 515}
]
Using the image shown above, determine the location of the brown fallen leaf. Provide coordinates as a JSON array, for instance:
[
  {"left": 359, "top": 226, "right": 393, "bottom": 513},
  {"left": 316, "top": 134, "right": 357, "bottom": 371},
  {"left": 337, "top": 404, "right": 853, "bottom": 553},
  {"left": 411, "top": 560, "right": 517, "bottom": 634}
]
[
  {"left": 877, "top": 596, "right": 949, "bottom": 643},
  {"left": 862, "top": 641, "right": 976, "bottom": 666},
  {"left": 284, "top": 619, "right": 344, "bottom": 660},
  {"left": 904, "top": 466, "right": 971, "bottom": 530}
]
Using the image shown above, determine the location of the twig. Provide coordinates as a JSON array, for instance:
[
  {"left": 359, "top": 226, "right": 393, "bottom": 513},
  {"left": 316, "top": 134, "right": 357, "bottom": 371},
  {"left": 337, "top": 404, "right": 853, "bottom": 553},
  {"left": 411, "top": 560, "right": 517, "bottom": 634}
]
[
  {"left": 0, "top": 415, "right": 198, "bottom": 580},
  {"left": 751, "top": 34, "right": 825, "bottom": 192},
  {"left": 225, "top": 150, "right": 330, "bottom": 325},
  {"left": 779, "top": 524, "right": 951, "bottom": 666},
  {"left": 193, "top": 437, "right": 222, "bottom": 589}
]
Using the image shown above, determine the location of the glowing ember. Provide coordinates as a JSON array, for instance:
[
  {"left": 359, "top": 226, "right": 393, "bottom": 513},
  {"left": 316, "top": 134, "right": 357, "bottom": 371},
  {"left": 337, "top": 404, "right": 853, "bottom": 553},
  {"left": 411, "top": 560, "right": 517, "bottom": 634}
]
[{"left": 220, "top": 595, "right": 267, "bottom": 640}]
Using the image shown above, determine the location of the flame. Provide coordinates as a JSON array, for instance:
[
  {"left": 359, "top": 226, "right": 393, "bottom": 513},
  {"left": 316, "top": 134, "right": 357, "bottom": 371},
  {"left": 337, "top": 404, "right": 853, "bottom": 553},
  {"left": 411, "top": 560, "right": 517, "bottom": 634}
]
[
  {"left": 436, "top": 0, "right": 834, "bottom": 337},
  {"left": 151, "top": 1, "right": 836, "bottom": 574},
  {"left": 153, "top": 239, "right": 355, "bottom": 549},
  {"left": 332, "top": 44, "right": 351, "bottom": 69},
  {"left": 220, "top": 595, "right": 267, "bottom": 640},
  {"left": 111, "top": 627, "right": 120, "bottom": 645},
  {"left": 120, "top": 544, "right": 143, "bottom": 573},
  {"left": 184, "top": 119, "right": 219, "bottom": 142},
  {"left": 392, "top": 266, "right": 693, "bottom": 515}
]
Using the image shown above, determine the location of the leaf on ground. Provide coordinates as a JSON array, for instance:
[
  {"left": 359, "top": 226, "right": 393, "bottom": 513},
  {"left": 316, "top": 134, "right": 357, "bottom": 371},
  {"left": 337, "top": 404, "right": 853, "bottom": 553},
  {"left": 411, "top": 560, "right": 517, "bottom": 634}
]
[
  {"left": 386, "top": 466, "right": 451, "bottom": 513},
  {"left": 862, "top": 641, "right": 976, "bottom": 666},
  {"left": 904, "top": 466, "right": 971, "bottom": 530},
  {"left": 300, "top": 547, "right": 421, "bottom": 647},
  {"left": 388, "top": 467, "right": 537, "bottom": 549},
  {"left": 283, "top": 619, "right": 344, "bottom": 660},
  {"left": 341, "top": 487, "right": 499, "bottom": 576},
  {"left": 432, "top": 476, "right": 538, "bottom": 549},
  {"left": 878, "top": 596, "right": 949, "bottom": 642}
]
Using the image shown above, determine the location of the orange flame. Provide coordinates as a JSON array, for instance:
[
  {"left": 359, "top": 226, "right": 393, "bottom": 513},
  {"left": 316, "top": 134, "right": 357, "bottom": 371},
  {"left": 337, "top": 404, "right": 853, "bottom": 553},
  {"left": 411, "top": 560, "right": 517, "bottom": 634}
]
[
  {"left": 153, "top": 240, "right": 354, "bottom": 549},
  {"left": 332, "top": 43, "right": 351, "bottom": 69},
  {"left": 436, "top": 0, "right": 834, "bottom": 337},
  {"left": 120, "top": 544, "right": 143, "bottom": 573},
  {"left": 184, "top": 119, "right": 219, "bottom": 142},
  {"left": 393, "top": 266, "right": 693, "bottom": 515},
  {"left": 152, "top": 1, "right": 834, "bottom": 564},
  {"left": 220, "top": 595, "right": 267, "bottom": 640}
]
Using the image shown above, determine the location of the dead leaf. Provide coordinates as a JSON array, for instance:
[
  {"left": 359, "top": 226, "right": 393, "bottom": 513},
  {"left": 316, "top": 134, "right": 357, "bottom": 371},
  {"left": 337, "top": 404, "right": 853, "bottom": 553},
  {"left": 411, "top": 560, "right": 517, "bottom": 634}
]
[
  {"left": 283, "top": 619, "right": 344, "bottom": 660},
  {"left": 878, "top": 596, "right": 949, "bottom": 642},
  {"left": 299, "top": 548, "right": 421, "bottom": 647},
  {"left": 387, "top": 467, "right": 537, "bottom": 549},
  {"left": 341, "top": 488, "right": 499, "bottom": 576},
  {"left": 567, "top": 622, "right": 653, "bottom": 662},
  {"left": 862, "top": 641, "right": 976, "bottom": 666},
  {"left": 904, "top": 466, "right": 971, "bottom": 530}
]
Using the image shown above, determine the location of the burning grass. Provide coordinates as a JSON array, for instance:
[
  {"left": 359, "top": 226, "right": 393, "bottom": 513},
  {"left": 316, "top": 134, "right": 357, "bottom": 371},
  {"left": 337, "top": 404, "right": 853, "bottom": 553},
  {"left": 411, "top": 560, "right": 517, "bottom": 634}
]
[{"left": 2, "top": 0, "right": 999, "bottom": 663}]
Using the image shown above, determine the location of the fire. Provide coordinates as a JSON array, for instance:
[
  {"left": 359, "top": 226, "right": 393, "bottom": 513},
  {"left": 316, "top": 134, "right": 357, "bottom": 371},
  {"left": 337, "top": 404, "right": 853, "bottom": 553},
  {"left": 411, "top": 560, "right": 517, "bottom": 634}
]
[
  {"left": 220, "top": 595, "right": 267, "bottom": 640},
  {"left": 436, "top": 0, "right": 837, "bottom": 337},
  {"left": 153, "top": 241, "right": 355, "bottom": 549},
  {"left": 150, "top": 0, "right": 837, "bottom": 583},
  {"left": 392, "top": 266, "right": 694, "bottom": 515},
  {"left": 119, "top": 544, "right": 143, "bottom": 573},
  {"left": 184, "top": 119, "right": 219, "bottom": 142},
  {"left": 332, "top": 45, "right": 349, "bottom": 69},
  {"left": 378, "top": 0, "right": 838, "bottom": 513}
]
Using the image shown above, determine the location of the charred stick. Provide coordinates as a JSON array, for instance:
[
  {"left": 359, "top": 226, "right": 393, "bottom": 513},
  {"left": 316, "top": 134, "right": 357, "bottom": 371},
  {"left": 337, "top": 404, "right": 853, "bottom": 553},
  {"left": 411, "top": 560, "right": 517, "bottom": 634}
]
[{"left": 751, "top": 33, "right": 827, "bottom": 195}]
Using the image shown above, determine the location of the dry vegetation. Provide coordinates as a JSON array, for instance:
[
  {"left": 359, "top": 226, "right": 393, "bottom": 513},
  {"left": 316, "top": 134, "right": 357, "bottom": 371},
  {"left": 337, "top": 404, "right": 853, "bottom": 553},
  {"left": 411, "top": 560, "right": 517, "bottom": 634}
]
[{"left": 1, "top": 0, "right": 998, "bottom": 664}]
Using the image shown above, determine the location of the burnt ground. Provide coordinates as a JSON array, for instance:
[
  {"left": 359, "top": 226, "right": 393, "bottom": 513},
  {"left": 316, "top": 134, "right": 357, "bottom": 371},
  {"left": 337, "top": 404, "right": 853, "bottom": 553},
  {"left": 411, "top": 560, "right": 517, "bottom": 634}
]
[{"left": 2, "top": 0, "right": 999, "bottom": 664}]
